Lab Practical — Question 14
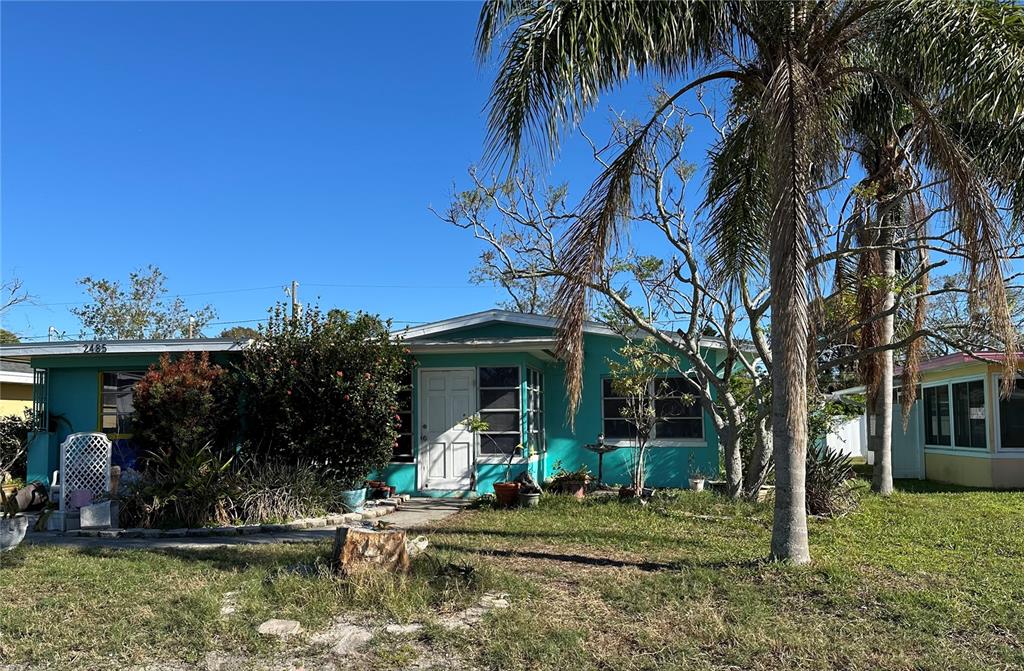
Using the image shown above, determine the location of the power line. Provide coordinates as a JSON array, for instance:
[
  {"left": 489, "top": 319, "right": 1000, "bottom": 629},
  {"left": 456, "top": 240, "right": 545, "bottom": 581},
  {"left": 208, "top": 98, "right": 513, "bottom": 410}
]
[
  {"left": 8, "top": 317, "right": 431, "bottom": 341},
  {"left": 27, "top": 282, "right": 494, "bottom": 308}
]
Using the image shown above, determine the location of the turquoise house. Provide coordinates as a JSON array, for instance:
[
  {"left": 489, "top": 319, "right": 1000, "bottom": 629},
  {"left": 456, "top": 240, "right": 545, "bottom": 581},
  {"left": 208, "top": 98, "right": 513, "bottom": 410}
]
[{"left": 0, "top": 310, "right": 726, "bottom": 497}]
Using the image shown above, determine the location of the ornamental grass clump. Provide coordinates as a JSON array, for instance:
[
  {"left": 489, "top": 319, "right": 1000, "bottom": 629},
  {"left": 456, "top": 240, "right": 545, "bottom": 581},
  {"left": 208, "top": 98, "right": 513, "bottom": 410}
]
[{"left": 236, "top": 304, "right": 409, "bottom": 488}]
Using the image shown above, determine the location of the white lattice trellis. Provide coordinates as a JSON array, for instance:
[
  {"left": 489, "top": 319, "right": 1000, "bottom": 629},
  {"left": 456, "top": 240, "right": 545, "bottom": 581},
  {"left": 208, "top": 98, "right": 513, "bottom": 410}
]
[{"left": 59, "top": 433, "right": 112, "bottom": 514}]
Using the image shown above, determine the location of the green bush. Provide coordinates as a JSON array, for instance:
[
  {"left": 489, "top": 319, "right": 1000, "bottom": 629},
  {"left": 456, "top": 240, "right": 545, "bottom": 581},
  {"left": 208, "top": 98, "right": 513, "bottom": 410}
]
[
  {"left": 234, "top": 461, "right": 345, "bottom": 523},
  {"left": 235, "top": 305, "right": 408, "bottom": 487},
  {"left": 805, "top": 445, "right": 856, "bottom": 517},
  {"left": 0, "top": 410, "right": 32, "bottom": 483},
  {"left": 118, "top": 442, "right": 237, "bottom": 529},
  {"left": 132, "top": 352, "right": 237, "bottom": 470},
  {"left": 119, "top": 456, "right": 357, "bottom": 528}
]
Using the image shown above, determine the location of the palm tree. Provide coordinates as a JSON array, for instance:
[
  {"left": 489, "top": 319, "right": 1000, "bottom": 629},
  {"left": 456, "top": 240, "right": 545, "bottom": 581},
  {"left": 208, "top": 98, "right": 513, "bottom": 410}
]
[
  {"left": 478, "top": 0, "right": 1024, "bottom": 563},
  {"left": 839, "top": 59, "right": 1024, "bottom": 496}
]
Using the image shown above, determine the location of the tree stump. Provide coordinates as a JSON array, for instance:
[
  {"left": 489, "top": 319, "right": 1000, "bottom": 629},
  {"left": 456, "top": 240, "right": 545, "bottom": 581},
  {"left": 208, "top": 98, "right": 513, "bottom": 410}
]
[{"left": 331, "top": 526, "right": 410, "bottom": 576}]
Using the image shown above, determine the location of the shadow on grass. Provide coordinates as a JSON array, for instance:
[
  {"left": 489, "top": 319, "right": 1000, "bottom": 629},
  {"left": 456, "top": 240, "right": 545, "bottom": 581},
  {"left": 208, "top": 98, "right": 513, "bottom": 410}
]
[
  {"left": 432, "top": 541, "right": 762, "bottom": 573},
  {"left": 56, "top": 541, "right": 328, "bottom": 574}
]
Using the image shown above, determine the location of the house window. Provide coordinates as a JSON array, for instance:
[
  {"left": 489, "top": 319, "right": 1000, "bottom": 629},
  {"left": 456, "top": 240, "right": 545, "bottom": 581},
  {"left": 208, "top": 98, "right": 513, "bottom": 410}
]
[
  {"left": 654, "top": 377, "right": 704, "bottom": 439},
  {"left": 952, "top": 380, "right": 987, "bottom": 449},
  {"left": 392, "top": 368, "right": 414, "bottom": 463},
  {"left": 99, "top": 371, "right": 145, "bottom": 436},
  {"left": 602, "top": 377, "right": 703, "bottom": 441},
  {"left": 527, "top": 368, "right": 544, "bottom": 452},
  {"left": 478, "top": 366, "right": 520, "bottom": 456},
  {"left": 923, "top": 385, "right": 952, "bottom": 446},
  {"left": 999, "top": 378, "right": 1024, "bottom": 449}
]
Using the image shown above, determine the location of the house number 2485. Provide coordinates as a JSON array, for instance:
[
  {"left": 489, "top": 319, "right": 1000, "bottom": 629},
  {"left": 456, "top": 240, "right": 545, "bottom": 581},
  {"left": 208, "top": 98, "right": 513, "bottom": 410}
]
[{"left": 83, "top": 343, "right": 108, "bottom": 353}]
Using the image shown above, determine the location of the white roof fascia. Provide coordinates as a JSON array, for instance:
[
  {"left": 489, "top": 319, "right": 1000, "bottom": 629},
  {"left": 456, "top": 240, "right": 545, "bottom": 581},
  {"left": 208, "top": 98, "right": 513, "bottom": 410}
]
[
  {"left": 395, "top": 309, "right": 732, "bottom": 350},
  {"left": 0, "top": 338, "right": 249, "bottom": 361},
  {"left": 0, "top": 370, "right": 34, "bottom": 384}
]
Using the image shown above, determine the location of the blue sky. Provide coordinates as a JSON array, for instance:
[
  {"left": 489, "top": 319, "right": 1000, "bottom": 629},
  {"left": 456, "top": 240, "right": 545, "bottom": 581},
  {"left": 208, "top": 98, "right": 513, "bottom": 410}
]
[{"left": 2, "top": 0, "right": 686, "bottom": 340}]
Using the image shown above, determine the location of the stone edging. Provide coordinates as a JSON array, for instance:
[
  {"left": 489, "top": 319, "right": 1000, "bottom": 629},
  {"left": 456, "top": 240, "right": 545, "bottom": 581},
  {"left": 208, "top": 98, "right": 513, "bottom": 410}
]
[{"left": 61, "top": 495, "right": 411, "bottom": 539}]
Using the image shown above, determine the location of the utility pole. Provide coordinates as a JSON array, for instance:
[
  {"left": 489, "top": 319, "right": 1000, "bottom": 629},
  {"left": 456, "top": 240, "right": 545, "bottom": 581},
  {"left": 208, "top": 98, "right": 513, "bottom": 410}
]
[
  {"left": 188, "top": 316, "right": 195, "bottom": 338},
  {"left": 290, "top": 280, "right": 300, "bottom": 319}
]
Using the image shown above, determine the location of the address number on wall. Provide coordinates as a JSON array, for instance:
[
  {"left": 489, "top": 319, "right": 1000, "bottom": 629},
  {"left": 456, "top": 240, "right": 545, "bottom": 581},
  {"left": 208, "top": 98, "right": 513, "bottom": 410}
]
[{"left": 83, "top": 343, "right": 108, "bottom": 353}]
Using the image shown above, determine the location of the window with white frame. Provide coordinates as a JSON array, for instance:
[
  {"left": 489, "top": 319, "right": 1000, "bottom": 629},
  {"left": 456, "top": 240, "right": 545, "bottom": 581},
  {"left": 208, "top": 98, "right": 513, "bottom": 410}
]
[
  {"left": 478, "top": 366, "right": 521, "bottom": 456},
  {"left": 527, "top": 368, "right": 544, "bottom": 452},
  {"left": 998, "top": 378, "right": 1024, "bottom": 449},
  {"left": 952, "top": 380, "right": 986, "bottom": 449},
  {"left": 601, "top": 377, "right": 703, "bottom": 441}
]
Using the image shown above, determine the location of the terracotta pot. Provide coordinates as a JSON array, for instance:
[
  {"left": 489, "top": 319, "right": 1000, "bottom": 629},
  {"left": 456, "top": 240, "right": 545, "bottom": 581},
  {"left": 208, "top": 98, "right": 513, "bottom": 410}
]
[{"left": 493, "top": 482, "right": 521, "bottom": 508}]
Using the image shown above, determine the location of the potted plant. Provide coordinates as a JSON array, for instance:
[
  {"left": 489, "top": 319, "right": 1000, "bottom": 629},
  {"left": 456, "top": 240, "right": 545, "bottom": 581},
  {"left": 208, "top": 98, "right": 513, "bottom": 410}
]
[
  {"left": 339, "top": 479, "right": 368, "bottom": 513},
  {"left": 548, "top": 461, "right": 592, "bottom": 498},
  {"left": 463, "top": 414, "right": 524, "bottom": 507},
  {"left": 687, "top": 453, "right": 709, "bottom": 492},
  {"left": 517, "top": 450, "right": 542, "bottom": 507}
]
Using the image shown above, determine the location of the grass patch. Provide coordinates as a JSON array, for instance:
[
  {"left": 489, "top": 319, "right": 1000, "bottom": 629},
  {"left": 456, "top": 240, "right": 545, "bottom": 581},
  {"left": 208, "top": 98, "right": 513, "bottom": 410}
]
[{"left": 3, "top": 484, "right": 1024, "bottom": 669}]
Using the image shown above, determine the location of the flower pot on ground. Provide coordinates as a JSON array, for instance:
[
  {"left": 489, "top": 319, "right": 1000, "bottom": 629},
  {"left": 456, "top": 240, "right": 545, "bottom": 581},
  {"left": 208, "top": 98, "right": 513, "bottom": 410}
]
[
  {"left": 547, "top": 461, "right": 592, "bottom": 499},
  {"left": 493, "top": 481, "right": 520, "bottom": 507},
  {"left": 618, "top": 485, "right": 638, "bottom": 499},
  {"left": 464, "top": 414, "right": 531, "bottom": 508},
  {"left": 0, "top": 513, "right": 27, "bottom": 552},
  {"left": 688, "top": 477, "right": 706, "bottom": 492},
  {"left": 340, "top": 487, "right": 368, "bottom": 513},
  {"left": 518, "top": 490, "right": 540, "bottom": 508}
]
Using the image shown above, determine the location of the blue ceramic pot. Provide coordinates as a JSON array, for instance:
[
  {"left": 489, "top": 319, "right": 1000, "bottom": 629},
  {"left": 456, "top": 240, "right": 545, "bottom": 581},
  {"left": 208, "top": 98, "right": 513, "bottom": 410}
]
[{"left": 340, "top": 487, "right": 367, "bottom": 513}]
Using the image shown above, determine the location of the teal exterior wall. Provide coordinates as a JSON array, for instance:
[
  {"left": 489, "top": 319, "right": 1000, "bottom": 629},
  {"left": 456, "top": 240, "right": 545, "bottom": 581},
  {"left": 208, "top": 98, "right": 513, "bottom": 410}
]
[
  {"left": 537, "top": 332, "right": 719, "bottom": 488},
  {"left": 391, "top": 321, "right": 722, "bottom": 496}
]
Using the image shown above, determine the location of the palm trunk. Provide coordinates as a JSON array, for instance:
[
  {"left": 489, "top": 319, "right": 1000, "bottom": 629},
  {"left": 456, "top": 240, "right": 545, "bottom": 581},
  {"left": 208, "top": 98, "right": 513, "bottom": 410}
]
[
  {"left": 870, "top": 245, "right": 895, "bottom": 495},
  {"left": 767, "top": 29, "right": 811, "bottom": 565},
  {"left": 768, "top": 275, "right": 811, "bottom": 564}
]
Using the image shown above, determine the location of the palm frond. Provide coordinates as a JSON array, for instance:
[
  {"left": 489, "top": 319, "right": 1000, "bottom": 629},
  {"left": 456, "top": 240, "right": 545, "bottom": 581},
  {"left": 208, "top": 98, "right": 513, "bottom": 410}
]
[{"left": 476, "top": 0, "right": 734, "bottom": 162}]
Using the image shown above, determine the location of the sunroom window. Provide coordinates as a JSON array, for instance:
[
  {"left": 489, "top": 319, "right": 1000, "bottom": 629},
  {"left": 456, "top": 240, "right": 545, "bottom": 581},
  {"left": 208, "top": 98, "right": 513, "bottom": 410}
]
[
  {"left": 478, "top": 366, "right": 520, "bottom": 456},
  {"left": 952, "top": 380, "right": 986, "bottom": 449},
  {"left": 999, "top": 378, "right": 1024, "bottom": 449},
  {"left": 923, "top": 385, "right": 951, "bottom": 446}
]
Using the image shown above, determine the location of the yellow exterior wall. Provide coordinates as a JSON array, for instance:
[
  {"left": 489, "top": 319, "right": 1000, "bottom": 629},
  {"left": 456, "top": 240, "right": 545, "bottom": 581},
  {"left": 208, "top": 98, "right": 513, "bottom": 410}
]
[
  {"left": 925, "top": 452, "right": 994, "bottom": 487},
  {"left": 0, "top": 381, "right": 32, "bottom": 417}
]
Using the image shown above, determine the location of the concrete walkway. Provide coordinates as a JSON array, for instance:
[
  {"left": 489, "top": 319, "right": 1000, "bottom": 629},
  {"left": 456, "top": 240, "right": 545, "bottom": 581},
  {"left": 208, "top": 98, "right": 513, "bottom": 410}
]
[{"left": 23, "top": 498, "right": 467, "bottom": 551}]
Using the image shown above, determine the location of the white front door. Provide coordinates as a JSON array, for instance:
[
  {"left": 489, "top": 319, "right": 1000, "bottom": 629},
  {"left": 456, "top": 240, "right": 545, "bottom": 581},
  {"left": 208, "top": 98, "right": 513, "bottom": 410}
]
[{"left": 420, "top": 369, "right": 475, "bottom": 490}]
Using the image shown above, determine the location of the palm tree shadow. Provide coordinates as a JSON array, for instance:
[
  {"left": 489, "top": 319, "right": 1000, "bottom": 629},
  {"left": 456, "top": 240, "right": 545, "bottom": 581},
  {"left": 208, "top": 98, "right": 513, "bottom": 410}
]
[{"left": 432, "top": 541, "right": 761, "bottom": 572}]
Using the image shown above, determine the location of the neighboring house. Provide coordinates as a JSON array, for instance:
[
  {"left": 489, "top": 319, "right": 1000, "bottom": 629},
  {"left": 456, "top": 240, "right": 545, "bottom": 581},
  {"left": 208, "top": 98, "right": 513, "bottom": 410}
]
[
  {"left": 0, "top": 359, "right": 34, "bottom": 418},
  {"left": 0, "top": 310, "right": 728, "bottom": 496},
  {"left": 880, "top": 352, "right": 1024, "bottom": 488}
]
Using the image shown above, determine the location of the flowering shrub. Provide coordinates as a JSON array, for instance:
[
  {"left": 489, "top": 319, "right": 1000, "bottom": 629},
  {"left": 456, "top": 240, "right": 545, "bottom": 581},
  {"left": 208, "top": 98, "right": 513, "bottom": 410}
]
[
  {"left": 235, "top": 304, "right": 408, "bottom": 488},
  {"left": 132, "top": 352, "right": 237, "bottom": 469}
]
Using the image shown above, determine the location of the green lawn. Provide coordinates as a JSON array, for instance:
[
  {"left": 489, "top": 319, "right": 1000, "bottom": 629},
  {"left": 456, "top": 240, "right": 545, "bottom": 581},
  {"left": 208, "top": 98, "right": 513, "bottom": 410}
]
[{"left": 3, "top": 482, "right": 1024, "bottom": 670}]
